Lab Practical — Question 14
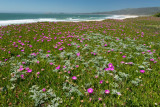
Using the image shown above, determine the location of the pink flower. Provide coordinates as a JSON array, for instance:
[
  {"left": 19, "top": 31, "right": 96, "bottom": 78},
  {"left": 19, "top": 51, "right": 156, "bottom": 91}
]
[
  {"left": 147, "top": 50, "right": 151, "bottom": 52},
  {"left": 105, "top": 68, "right": 110, "bottom": 71},
  {"left": 25, "top": 67, "right": 29, "bottom": 70},
  {"left": 37, "top": 72, "right": 40, "bottom": 75},
  {"left": 104, "top": 44, "right": 107, "bottom": 46},
  {"left": 19, "top": 65, "right": 23, "bottom": 68},
  {"left": 121, "top": 61, "right": 125, "bottom": 64},
  {"left": 19, "top": 68, "right": 24, "bottom": 71},
  {"left": 108, "top": 63, "right": 114, "bottom": 68},
  {"left": 140, "top": 70, "right": 145, "bottom": 73},
  {"left": 59, "top": 48, "right": 63, "bottom": 50},
  {"left": 122, "top": 55, "right": 126, "bottom": 58},
  {"left": 76, "top": 65, "right": 79, "bottom": 68},
  {"left": 56, "top": 65, "right": 60, "bottom": 69},
  {"left": 141, "top": 32, "right": 144, "bottom": 35},
  {"left": 17, "top": 55, "right": 20, "bottom": 57},
  {"left": 105, "top": 90, "right": 110, "bottom": 94},
  {"left": 95, "top": 75, "right": 98, "bottom": 78},
  {"left": 109, "top": 68, "right": 114, "bottom": 71},
  {"left": 72, "top": 76, "right": 77, "bottom": 80},
  {"left": 50, "top": 62, "right": 53, "bottom": 65},
  {"left": 76, "top": 52, "right": 80, "bottom": 57},
  {"left": 42, "top": 88, "right": 46, "bottom": 92},
  {"left": 99, "top": 80, "right": 103, "bottom": 84},
  {"left": 87, "top": 88, "right": 93, "bottom": 93},
  {"left": 128, "top": 62, "right": 133, "bottom": 65},
  {"left": 150, "top": 59, "right": 154, "bottom": 61},
  {"left": 37, "top": 61, "right": 40, "bottom": 64},
  {"left": 154, "top": 61, "right": 157, "bottom": 63},
  {"left": 27, "top": 69, "right": 32, "bottom": 73},
  {"left": 22, "top": 62, "right": 26, "bottom": 64},
  {"left": 142, "top": 52, "right": 145, "bottom": 54},
  {"left": 68, "top": 71, "right": 71, "bottom": 74},
  {"left": 21, "top": 74, "right": 25, "bottom": 79},
  {"left": 31, "top": 53, "right": 36, "bottom": 56},
  {"left": 98, "top": 97, "right": 102, "bottom": 101}
]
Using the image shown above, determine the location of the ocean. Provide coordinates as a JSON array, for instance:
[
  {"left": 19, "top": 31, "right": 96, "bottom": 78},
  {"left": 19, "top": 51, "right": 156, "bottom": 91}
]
[{"left": 0, "top": 13, "right": 138, "bottom": 26}]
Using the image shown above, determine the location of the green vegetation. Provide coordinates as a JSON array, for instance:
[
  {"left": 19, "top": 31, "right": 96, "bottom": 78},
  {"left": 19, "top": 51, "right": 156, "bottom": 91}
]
[
  {"left": 0, "top": 17, "right": 160, "bottom": 106},
  {"left": 153, "top": 13, "right": 160, "bottom": 17}
]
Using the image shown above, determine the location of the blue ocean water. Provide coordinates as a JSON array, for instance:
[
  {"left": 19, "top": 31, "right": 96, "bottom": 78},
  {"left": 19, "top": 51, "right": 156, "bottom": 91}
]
[{"left": 0, "top": 13, "right": 138, "bottom": 26}]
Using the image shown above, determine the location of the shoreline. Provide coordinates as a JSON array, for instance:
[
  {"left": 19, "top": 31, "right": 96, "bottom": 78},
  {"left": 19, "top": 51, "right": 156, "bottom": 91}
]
[{"left": 0, "top": 15, "right": 140, "bottom": 27}]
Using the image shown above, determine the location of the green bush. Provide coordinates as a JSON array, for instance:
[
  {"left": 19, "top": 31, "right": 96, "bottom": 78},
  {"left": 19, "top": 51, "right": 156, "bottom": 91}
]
[{"left": 153, "top": 13, "right": 160, "bottom": 17}]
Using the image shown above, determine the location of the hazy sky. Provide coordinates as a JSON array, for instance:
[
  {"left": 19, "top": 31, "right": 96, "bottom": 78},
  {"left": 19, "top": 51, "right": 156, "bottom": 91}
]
[{"left": 0, "top": 0, "right": 160, "bottom": 13}]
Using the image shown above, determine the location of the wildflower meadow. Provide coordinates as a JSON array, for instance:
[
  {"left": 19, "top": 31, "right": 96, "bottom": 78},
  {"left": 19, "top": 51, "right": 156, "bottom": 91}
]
[{"left": 0, "top": 16, "right": 160, "bottom": 106}]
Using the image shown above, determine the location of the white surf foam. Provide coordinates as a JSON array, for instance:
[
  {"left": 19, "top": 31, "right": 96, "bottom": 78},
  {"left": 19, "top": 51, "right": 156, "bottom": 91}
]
[
  {"left": 105, "top": 15, "right": 138, "bottom": 19},
  {"left": 0, "top": 15, "right": 138, "bottom": 26}
]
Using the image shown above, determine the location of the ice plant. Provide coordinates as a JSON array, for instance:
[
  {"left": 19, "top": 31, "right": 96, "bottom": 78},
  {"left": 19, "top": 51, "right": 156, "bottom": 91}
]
[
  {"left": 99, "top": 80, "right": 103, "bottom": 84},
  {"left": 121, "top": 61, "right": 125, "bottom": 64},
  {"left": 105, "top": 90, "right": 110, "bottom": 94},
  {"left": 72, "top": 76, "right": 77, "bottom": 80},
  {"left": 37, "top": 72, "right": 40, "bottom": 75},
  {"left": 76, "top": 52, "right": 80, "bottom": 57},
  {"left": 95, "top": 75, "right": 98, "bottom": 78},
  {"left": 98, "top": 97, "right": 102, "bottom": 101},
  {"left": 59, "top": 47, "right": 63, "bottom": 50},
  {"left": 150, "top": 59, "right": 154, "bottom": 61},
  {"left": 22, "top": 62, "right": 25, "bottom": 64},
  {"left": 42, "top": 88, "right": 46, "bottom": 92},
  {"left": 21, "top": 74, "right": 24, "bottom": 79},
  {"left": 49, "top": 62, "right": 53, "bottom": 65},
  {"left": 122, "top": 55, "right": 126, "bottom": 58},
  {"left": 27, "top": 69, "right": 32, "bottom": 73},
  {"left": 56, "top": 65, "right": 60, "bottom": 69},
  {"left": 108, "top": 63, "right": 114, "bottom": 68},
  {"left": 87, "top": 88, "right": 93, "bottom": 93},
  {"left": 154, "top": 61, "right": 157, "bottom": 63},
  {"left": 25, "top": 67, "right": 29, "bottom": 70},
  {"left": 140, "top": 70, "right": 145, "bottom": 73},
  {"left": 19, "top": 67, "right": 24, "bottom": 71},
  {"left": 104, "top": 44, "right": 107, "bottom": 46}
]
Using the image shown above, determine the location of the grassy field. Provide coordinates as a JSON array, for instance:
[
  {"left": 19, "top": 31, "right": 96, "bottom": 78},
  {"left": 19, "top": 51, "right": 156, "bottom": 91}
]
[{"left": 0, "top": 16, "right": 160, "bottom": 107}]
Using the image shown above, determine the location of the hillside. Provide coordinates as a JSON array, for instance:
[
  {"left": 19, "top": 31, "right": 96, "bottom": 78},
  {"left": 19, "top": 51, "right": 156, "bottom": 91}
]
[{"left": 89, "top": 7, "right": 160, "bottom": 15}]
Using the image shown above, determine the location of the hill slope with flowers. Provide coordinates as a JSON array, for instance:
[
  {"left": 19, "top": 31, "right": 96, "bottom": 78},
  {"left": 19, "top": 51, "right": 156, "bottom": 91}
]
[{"left": 0, "top": 16, "right": 160, "bottom": 106}]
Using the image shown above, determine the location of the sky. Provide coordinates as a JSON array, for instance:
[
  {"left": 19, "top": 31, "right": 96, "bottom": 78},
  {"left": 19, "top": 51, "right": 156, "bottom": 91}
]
[{"left": 0, "top": 0, "right": 160, "bottom": 13}]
